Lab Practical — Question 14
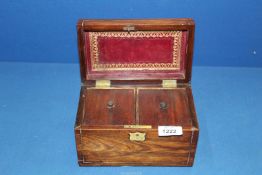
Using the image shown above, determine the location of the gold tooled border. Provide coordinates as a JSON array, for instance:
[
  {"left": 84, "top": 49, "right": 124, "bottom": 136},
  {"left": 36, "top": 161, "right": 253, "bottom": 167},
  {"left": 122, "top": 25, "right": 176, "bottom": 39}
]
[{"left": 89, "top": 31, "right": 182, "bottom": 71}]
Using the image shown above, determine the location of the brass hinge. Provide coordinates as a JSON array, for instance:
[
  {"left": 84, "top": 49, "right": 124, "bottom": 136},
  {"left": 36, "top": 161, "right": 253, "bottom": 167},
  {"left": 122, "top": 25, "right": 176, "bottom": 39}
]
[
  {"left": 95, "top": 80, "right": 111, "bottom": 87},
  {"left": 162, "top": 80, "right": 177, "bottom": 88}
]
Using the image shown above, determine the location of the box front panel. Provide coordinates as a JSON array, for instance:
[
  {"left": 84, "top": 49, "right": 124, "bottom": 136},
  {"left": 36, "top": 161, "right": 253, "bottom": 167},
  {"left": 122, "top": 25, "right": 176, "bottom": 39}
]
[{"left": 80, "top": 129, "right": 196, "bottom": 166}]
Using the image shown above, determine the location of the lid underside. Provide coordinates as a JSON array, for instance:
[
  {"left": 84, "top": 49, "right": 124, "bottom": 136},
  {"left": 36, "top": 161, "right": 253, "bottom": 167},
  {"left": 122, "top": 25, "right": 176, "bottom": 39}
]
[{"left": 77, "top": 19, "right": 195, "bottom": 83}]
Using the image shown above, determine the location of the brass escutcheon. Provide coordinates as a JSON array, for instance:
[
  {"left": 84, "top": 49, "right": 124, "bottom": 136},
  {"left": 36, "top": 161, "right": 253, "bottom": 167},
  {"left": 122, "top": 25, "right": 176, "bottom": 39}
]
[{"left": 129, "top": 132, "right": 146, "bottom": 141}]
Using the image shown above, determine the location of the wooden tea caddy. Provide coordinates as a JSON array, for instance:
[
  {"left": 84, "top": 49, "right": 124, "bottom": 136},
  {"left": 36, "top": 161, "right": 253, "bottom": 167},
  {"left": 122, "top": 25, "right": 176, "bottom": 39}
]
[{"left": 74, "top": 18, "right": 199, "bottom": 166}]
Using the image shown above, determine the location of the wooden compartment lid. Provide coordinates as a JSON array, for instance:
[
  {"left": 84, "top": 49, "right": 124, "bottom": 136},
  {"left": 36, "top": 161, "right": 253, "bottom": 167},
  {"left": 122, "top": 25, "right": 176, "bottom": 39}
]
[{"left": 77, "top": 18, "right": 195, "bottom": 83}]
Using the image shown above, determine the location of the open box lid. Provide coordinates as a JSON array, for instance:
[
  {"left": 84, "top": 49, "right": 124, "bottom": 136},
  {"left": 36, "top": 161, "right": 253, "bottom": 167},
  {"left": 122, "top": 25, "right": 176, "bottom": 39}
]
[{"left": 77, "top": 18, "right": 195, "bottom": 84}]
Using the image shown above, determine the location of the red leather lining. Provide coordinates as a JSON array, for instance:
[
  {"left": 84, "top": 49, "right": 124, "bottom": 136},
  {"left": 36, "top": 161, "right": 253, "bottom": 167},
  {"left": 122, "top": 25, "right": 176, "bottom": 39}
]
[
  {"left": 98, "top": 37, "right": 173, "bottom": 64},
  {"left": 84, "top": 31, "right": 188, "bottom": 80}
]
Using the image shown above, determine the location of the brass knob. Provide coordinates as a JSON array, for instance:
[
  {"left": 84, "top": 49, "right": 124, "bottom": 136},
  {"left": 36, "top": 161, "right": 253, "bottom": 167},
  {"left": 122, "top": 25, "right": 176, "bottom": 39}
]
[
  {"left": 160, "top": 102, "right": 168, "bottom": 110},
  {"left": 107, "top": 100, "right": 115, "bottom": 109}
]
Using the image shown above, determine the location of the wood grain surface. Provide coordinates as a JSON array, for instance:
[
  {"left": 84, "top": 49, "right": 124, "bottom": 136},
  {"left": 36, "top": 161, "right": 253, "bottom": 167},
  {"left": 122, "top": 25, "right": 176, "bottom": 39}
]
[{"left": 79, "top": 129, "right": 197, "bottom": 166}]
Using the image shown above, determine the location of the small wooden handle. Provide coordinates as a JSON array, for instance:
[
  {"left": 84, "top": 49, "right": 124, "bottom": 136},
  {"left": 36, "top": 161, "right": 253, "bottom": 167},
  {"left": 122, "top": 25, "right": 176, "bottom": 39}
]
[
  {"left": 107, "top": 100, "right": 115, "bottom": 109},
  {"left": 160, "top": 102, "right": 168, "bottom": 110}
]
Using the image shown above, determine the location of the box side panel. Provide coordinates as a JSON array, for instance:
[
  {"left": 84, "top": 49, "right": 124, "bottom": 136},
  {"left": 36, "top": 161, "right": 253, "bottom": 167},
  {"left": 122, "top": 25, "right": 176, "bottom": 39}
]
[
  {"left": 74, "top": 87, "right": 86, "bottom": 164},
  {"left": 186, "top": 86, "right": 199, "bottom": 129},
  {"left": 185, "top": 86, "right": 199, "bottom": 166},
  {"left": 75, "top": 129, "right": 83, "bottom": 164},
  {"left": 187, "top": 129, "right": 199, "bottom": 166}
]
